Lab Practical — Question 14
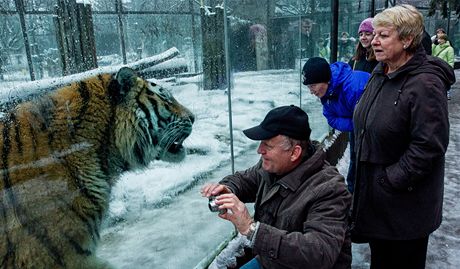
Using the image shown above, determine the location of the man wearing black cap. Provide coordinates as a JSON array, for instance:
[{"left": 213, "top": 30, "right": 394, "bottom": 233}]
[{"left": 201, "top": 105, "right": 352, "bottom": 269}]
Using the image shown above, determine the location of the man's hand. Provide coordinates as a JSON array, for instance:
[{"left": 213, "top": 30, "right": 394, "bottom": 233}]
[
  {"left": 200, "top": 183, "right": 232, "bottom": 198},
  {"left": 215, "top": 193, "right": 254, "bottom": 235}
]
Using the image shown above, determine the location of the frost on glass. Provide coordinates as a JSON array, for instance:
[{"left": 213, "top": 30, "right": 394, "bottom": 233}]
[
  {"left": 124, "top": 14, "right": 198, "bottom": 74},
  {"left": 122, "top": 0, "right": 192, "bottom": 12},
  {"left": 23, "top": 0, "right": 55, "bottom": 11},
  {"left": 93, "top": 14, "right": 124, "bottom": 66},
  {"left": 26, "top": 14, "right": 61, "bottom": 79},
  {"left": 0, "top": 13, "right": 29, "bottom": 82}
]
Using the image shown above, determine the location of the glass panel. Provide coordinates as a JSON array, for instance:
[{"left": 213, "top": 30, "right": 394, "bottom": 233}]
[
  {"left": 26, "top": 14, "right": 62, "bottom": 79},
  {"left": 92, "top": 0, "right": 117, "bottom": 12},
  {"left": 123, "top": 0, "right": 192, "bottom": 13},
  {"left": 123, "top": 14, "right": 199, "bottom": 72},
  {"left": 93, "top": 4, "right": 231, "bottom": 269},
  {"left": 226, "top": 0, "right": 294, "bottom": 174},
  {"left": 375, "top": 0, "right": 387, "bottom": 10},
  {"left": 338, "top": 0, "right": 372, "bottom": 63},
  {"left": 423, "top": 8, "right": 460, "bottom": 57},
  {"left": 0, "top": 1, "right": 16, "bottom": 11},
  {"left": 0, "top": 13, "right": 29, "bottom": 82},
  {"left": 93, "top": 14, "right": 124, "bottom": 66},
  {"left": 23, "top": 0, "right": 55, "bottom": 12},
  {"left": 225, "top": 0, "right": 333, "bottom": 166}
]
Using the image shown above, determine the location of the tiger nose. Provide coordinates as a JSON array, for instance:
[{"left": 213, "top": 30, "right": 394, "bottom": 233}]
[
  {"left": 188, "top": 113, "right": 195, "bottom": 124},
  {"left": 182, "top": 110, "right": 194, "bottom": 124}
]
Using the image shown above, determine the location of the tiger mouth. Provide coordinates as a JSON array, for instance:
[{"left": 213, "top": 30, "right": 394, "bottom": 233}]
[
  {"left": 165, "top": 130, "right": 191, "bottom": 155},
  {"left": 167, "top": 141, "right": 184, "bottom": 154},
  {"left": 153, "top": 126, "right": 193, "bottom": 163}
]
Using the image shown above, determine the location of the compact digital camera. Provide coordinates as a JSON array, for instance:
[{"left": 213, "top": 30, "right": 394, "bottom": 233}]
[{"left": 208, "top": 196, "right": 226, "bottom": 214}]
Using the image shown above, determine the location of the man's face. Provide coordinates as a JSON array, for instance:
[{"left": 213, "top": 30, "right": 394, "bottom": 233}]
[
  {"left": 307, "top": 82, "right": 329, "bottom": 98},
  {"left": 301, "top": 20, "right": 312, "bottom": 34},
  {"left": 257, "top": 135, "right": 295, "bottom": 175}
]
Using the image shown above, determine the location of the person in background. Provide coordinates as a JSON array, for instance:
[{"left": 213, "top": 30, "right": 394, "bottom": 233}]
[
  {"left": 339, "top": 32, "right": 356, "bottom": 62},
  {"left": 317, "top": 38, "right": 331, "bottom": 62},
  {"left": 302, "top": 57, "right": 370, "bottom": 193},
  {"left": 300, "top": 18, "right": 317, "bottom": 58},
  {"left": 201, "top": 105, "right": 352, "bottom": 269},
  {"left": 432, "top": 33, "right": 455, "bottom": 100},
  {"left": 352, "top": 5, "right": 455, "bottom": 269},
  {"left": 431, "top": 27, "right": 446, "bottom": 45},
  {"left": 348, "top": 17, "right": 378, "bottom": 73},
  {"left": 432, "top": 33, "right": 455, "bottom": 67}
]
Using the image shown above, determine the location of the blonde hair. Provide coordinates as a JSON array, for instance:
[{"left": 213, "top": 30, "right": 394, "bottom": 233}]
[{"left": 373, "top": 4, "right": 424, "bottom": 53}]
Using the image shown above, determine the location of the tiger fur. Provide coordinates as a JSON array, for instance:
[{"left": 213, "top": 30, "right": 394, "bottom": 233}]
[{"left": 0, "top": 67, "right": 194, "bottom": 268}]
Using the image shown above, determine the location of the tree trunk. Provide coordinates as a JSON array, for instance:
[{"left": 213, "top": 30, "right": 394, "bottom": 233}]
[{"left": 54, "top": 0, "right": 98, "bottom": 75}]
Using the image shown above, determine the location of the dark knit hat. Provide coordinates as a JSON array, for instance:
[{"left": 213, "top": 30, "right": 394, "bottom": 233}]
[
  {"left": 243, "top": 105, "right": 311, "bottom": 141},
  {"left": 302, "top": 57, "right": 331, "bottom": 86}
]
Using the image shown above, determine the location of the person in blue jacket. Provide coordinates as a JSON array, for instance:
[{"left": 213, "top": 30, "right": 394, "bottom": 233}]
[{"left": 302, "top": 57, "right": 370, "bottom": 193}]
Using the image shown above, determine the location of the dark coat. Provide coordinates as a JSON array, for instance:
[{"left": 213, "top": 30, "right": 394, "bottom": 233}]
[
  {"left": 220, "top": 145, "right": 352, "bottom": 269},
  {"left": 348, "top": 57, "right": 378, "bottom": 74},
  {"left": 351, "top": 47, "right": 456, "bottom": 241}
]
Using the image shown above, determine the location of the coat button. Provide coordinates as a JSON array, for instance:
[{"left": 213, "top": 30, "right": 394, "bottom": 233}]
[
  {"left": 269, "top": 250, "right": 275, "bottom": 257},
  {"left": 378, "top": 178, "right": 384, "bottom": 184},
  {"left": 407, "top": 186, "right": 413, "bottom": 191}
]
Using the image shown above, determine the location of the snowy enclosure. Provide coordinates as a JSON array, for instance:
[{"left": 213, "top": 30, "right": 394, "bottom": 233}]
[{"left": 0, "top": 0, "right": 459, "bottom": 269}]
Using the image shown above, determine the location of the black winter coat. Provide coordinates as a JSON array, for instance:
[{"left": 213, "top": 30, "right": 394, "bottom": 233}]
[{"left": 351, "top": 47, "right": 456, "bottom": 241}]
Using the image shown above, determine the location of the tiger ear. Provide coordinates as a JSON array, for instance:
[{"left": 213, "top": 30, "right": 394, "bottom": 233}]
[{"left": 115, "top": 67, "right": 138, "bottom": 95}]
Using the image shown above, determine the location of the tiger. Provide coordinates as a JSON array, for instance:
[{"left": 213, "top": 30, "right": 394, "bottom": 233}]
[{"left": 0, "top": 67, "right": 194, "bottom": 268}]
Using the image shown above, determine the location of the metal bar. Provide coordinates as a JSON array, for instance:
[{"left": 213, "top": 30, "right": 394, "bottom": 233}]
[
  {"left": 330, "top": 0, "right": 338, "bottom": 63},
  {"left": 446, "top": 4, "right": 451, "bottom": 37},
  {"left": 222, "top": 0, "right": 235, "bottom": 174},
  {"left": 189, "top": 0, "right": 199, "bottom": 72},
  {"left": 116, "top": 0, "right": 127, "bottom": 64},
  {"left": 298, "top": 0, "right": 302, "bottom": 108},
  {"left": 370, "top": 0, "right": 375, "bottom": 17}
]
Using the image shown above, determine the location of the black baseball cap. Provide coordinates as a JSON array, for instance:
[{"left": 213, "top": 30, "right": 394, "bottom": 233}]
[{"left": 243, "top": 105, "right": 311, "bottom": 141}]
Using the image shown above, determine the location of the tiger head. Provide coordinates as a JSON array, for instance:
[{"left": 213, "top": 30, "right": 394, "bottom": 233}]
[{"left": 112, "top": 67, "right": 194, "bottom": 169}]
